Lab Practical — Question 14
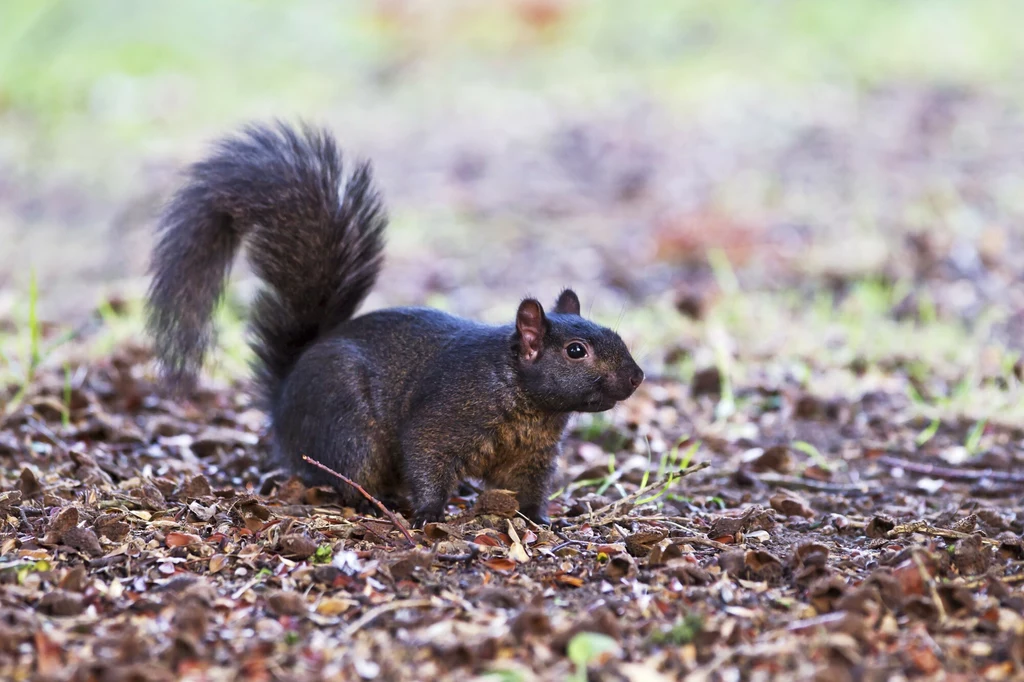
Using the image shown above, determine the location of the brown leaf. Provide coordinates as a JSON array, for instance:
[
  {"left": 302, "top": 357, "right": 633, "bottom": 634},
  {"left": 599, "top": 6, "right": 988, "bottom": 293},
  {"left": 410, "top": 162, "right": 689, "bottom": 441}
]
[
  {"left": 749, "top": 445, "right": 793, "bottom": 474},
  {"left": 905, "top": 640, "right": 942, "bottom": 675},
  {"left": 665, "top": 560, "right": 712, "bottom": 585},
  {"left": 93, "top": 512, "right": 130, "bottom": 541},
  {"left": 892, "top": 560, "right": 927, "bottom": 598},
  {"left": 770, "top": 492, "right": 815, "bottom": 518},
  {"left": 625, "top": 530, "right": 666, "bottom": 557},
  {"left": 208, "top": 554, "right": 228, "bottom": 574},
  {"left": 511, "top": 608, "right": 552, "bottom": 641},
  {"left": 790, "top": 542, "right": 831, "bottom": 584},
  {"left": 316, "top": 597, "right": 351, "bottom": 616},
  {"left": 166, "top": 531, "right": 203, "bottom": 549},
  {"left": 47, "top": 506, "right": 79, "bottom": 538},
  {"left": 17, "top": 467, "right": 42, "bottom": 498},
  {"left": 37, "top": 590, "right": 85, "bottom": 617},
  {"left": 953, "top": 534, "right": 990, "bottom": 576},
  {"left": 133, "top": 483, "right": 166, "bottom": 510},
  {"left": 0, "top": 490, "right": 21, "bottom": 511},
  {"left": 555, "top": 574, "right": 585, "bottom": 588},
  {"left": 312, "top": 566, "right": 343, "bottom": 585},
  {"left": 278, "top": 534, "right": 318, "bottom": 560},
  {"left": 790, "top": 542, "right": 830, "bottom": 568},
  {"left": 708, "top": 506, "right": 776, "bottom": 538},
  {"left": 648, "top": 539, "right": 682, "bottom": 566},
  {"left": 179, "top": 474, "right": 213, "bottom": 500},
  {"left": 794, "top": 393, "right": 823, "bottom": 419},
  {"left": 389, "top": 550, "right": 433, "bottom": 581},
  {"left": 304, "top": 486, "right": 340, "bottom": 506},
  {"left": 865, "top": 515, "right": 895, "bottom": 539},
  {"left": 472, "top": 534, "right": 503, "bottom": 547},
  {"left": 674, "top": 287, "right": 711, "bottom": 320},
  {"left": 274, "top": 476, "right": 307, "bottom": 504},
  {"left": 808, "top": 575, "right": 847, "bottom": 613},
  {"left": 802, "top": 465, "right": 832, "bottom": 482},
  {"left": 266, "top": 590, "right": 307, "bottom": 617},
  {"left": 59, "top": 565, "right": 89, "bottom": 593},
  {"left": 483, "top": 558, "right": 517, "bottom": 573},
  {"left": 422, "top": 522, "right": 461, "bottom": 540},
  {"left": 63, "top": 527, "right": 103, "bottom": 557},
  {"left": 744, "top": 549, "right": 783, "bottom": 580},
  {"left": 691, "top": 366, "right": 722, "bottom": 398},
  {"left": 719, "top": 549, "right": 782, "bottom": 581},
  {"left": 238, "top": 499, "right": 272, "bottom": 521},
  {"left": 188, "top": 500, "right": 218, "bottom": 522},
  {"left": 937, "top": 583, "right": 975, "bottom": 617},
  {"left": 34, "top": 630, "right": 63, "bottom": 676},
  {"left": 604, "top": 553, "right": 635, "bottom": 580}
]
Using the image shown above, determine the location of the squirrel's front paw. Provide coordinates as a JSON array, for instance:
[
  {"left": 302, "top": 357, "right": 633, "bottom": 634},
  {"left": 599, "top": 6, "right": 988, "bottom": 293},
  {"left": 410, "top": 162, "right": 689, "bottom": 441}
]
[
  {"left": 412, "top": 502, "right": 446, "bottom": 528},
  {"left": 520, "top": 505, "right": 550, "bottom": 526}
]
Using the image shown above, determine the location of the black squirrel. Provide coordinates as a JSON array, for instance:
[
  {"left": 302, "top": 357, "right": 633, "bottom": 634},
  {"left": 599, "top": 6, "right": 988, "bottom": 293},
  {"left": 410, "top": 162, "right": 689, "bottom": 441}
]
[{"left": 146, "top": 121, "right": 644, "bottom": 525}]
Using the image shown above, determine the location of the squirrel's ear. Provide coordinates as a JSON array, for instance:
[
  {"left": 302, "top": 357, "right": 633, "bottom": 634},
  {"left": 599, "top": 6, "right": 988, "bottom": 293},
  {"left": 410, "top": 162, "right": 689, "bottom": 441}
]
[
  {"left": 554, "top": 289, "right": 581, "bottom": 316},
  {"left": 516, "top": 299, "right": 547, "bottom": 362}
]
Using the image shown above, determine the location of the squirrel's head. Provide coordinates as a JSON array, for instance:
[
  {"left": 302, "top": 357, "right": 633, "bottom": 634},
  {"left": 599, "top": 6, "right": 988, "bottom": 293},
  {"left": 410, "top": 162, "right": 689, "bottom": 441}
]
[{"left": 512, "top": 289, "right": 644, "bottom": 413}]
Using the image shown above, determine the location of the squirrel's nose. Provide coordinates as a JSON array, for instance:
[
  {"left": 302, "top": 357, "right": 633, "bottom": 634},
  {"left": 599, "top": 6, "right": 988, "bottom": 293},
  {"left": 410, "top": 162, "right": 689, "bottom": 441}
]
[{"left": 629, "top": 369, "right": 644, "bottom": 389}]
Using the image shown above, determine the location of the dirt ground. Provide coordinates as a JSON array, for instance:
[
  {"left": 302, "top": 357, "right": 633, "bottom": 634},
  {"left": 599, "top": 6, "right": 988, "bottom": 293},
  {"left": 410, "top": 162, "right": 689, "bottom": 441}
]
[{"left": 3, "top": 3, "right": 1024, "bottom": 681}]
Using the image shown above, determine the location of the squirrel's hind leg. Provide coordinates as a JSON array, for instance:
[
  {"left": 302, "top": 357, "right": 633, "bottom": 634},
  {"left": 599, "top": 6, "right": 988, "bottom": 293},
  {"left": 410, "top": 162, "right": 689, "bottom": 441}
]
[
  {"left": 400, "top": 430, "right": 466, "bottom": 527},
  {"left": 270, "top": 350, "right": 398, "bottom": 512}
]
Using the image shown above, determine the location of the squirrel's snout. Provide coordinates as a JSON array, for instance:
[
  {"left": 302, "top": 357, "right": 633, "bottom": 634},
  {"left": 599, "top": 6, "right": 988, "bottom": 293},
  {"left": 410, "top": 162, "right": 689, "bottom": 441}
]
[{"left": 629, "top": 368, "right": 644, "bottom": 390}]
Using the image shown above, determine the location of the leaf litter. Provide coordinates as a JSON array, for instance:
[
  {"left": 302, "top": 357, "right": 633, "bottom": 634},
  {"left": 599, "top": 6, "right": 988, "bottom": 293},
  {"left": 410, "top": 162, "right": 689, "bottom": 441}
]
[
  {"left": 3, "top": 85, "right": 1024, "bottom": 681},
  {"left": 2, "top": 335, "right": 1024, "bottom": 681}
]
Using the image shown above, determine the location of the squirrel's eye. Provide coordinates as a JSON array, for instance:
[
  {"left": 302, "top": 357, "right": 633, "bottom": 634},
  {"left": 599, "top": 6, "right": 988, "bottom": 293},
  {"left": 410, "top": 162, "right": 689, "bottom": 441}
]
[{"left": 565, "top": 342, "right": 587, "bottom": 360}]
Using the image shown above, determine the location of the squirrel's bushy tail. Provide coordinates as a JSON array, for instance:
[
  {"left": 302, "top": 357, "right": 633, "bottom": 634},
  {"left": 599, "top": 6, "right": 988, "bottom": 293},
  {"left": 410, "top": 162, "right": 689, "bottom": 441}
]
[{"left": 146, "top": 121, "right": 386, "bottom": 403}]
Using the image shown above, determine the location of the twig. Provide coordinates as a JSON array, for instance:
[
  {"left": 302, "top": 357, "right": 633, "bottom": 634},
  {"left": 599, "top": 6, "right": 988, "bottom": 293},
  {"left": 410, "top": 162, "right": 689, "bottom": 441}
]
[
  {"left": 302, "top": 455, "right": 416, "bottom": 546},
  {"left": 887, "top": 520, "right": 1000, "bottom": 546},
  {"left": 753, "top": 472, "right": 877, "bottom": 496},
  {"left": 673, "top": 536, "right": 732, "bottom": 552},
  {"left": 231, "top": 571, "right": 268, "bottom": 600},
  {"left": 878, "top": 454, "right": 1024, "bottom": 484},
  {"left": 913, "top": 550, "right": 946, "bottom": 624},
  {"left": 342, "top": 598, "right": 435, "bottom": 638},
  {"left": 435, "top": 552, "right": 476, "bottom": 563},
  {"left": 26, "top": 418, "right": 75, "bottom": 453},
  {"left": 563, "top": 461, "right": 710, "bottom": 530},
  {"left": 686, "top": 640, "right": 801, "bottom": 682},
  {"left": 550, "top": 539, "right": 594, "bottom": 553}
]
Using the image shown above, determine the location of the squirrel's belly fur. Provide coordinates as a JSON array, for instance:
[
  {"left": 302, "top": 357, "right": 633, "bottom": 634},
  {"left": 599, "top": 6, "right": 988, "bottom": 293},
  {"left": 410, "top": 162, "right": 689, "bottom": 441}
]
[{"left": 146, "top": 121, "right": 644, "bottom": 525}]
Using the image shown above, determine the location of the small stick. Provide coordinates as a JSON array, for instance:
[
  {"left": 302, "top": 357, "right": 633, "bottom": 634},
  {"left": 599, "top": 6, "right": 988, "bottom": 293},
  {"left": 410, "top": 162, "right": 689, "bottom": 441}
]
[
  {"left": 563, "top": 461, "right": 710, "bottom": 530},
  {"left": 231, "top": 571, "right": 268, "bottom": 600},
  {"left": 913, "top": 550, "right": 946, "bottom": 624},
  {"left": 301, "top": 455, "right": 416, "bottom": 546},
  {"left": 753, "top": 473, "right": 877, "bottom": 496},
  {"left": 673, "top": 536, "right": 732, "bottom": 552},
  {"left": 887, "top": 520, "right": 1000, "bottom": 546},
  {"left": 342, "top": 598, "right": 435, "bottom": 638},
  {"left": 878, "top": 455, "right": 1024, "bottom": 484}
]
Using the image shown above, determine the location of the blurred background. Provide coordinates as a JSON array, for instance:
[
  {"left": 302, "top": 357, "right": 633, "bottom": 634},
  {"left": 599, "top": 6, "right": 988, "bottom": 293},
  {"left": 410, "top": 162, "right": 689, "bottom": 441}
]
[{"left": 2, "top": 0, "right": 1023, "bottom": 420}]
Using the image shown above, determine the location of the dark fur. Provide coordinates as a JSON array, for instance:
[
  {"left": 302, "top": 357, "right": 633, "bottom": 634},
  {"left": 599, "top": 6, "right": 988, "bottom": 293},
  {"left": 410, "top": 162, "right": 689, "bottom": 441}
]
[{"left": 147, "top": 121, "right": 644, "bottom": 524}]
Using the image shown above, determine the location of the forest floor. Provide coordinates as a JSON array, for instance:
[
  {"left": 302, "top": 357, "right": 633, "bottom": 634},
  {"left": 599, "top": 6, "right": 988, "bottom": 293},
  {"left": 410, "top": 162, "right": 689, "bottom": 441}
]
[{"left": 3, "top": 2, "right": 1024, "bottom": 681}]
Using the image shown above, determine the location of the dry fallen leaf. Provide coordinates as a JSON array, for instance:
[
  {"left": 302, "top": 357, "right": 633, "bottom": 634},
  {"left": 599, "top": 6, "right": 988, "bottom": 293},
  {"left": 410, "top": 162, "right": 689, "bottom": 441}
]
[
  {"left": 166, "top": 531, "right": 202, "bottom": 549},
  {"left": 507, "top": 521, "right": 529, "bottom": 563},
  {"left": 483, "top": 558, "right": 517, "bottom": 574}
]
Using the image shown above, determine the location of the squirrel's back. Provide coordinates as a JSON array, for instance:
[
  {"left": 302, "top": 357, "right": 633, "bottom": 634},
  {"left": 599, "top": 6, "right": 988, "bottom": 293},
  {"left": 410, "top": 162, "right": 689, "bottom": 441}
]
[{"left": 146, "top": 122, "right": 387, "bottom": 406}]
